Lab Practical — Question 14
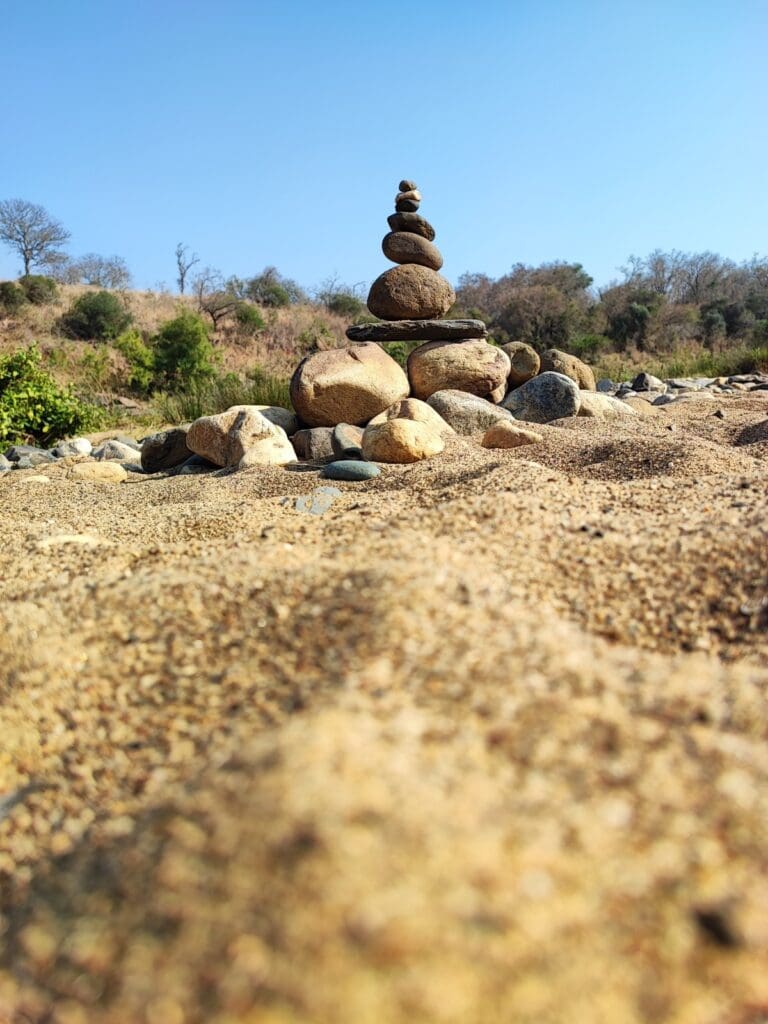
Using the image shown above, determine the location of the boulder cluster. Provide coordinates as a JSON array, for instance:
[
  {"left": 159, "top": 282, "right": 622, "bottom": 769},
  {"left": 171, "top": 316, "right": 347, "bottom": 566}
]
[{"left": 3, "top": 181, "right": 768, "bottom": 484}]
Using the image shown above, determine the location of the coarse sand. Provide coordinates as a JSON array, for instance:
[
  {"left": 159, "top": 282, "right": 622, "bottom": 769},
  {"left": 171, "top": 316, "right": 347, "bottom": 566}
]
[{"left": 1, "top": 396, "right": 767, "bottom": 1023}]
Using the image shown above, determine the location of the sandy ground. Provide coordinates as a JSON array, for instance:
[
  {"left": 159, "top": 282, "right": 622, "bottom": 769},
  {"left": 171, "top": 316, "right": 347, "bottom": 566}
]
[{"left": 0, "top": 395, "right": 767, "bottom": 1024}]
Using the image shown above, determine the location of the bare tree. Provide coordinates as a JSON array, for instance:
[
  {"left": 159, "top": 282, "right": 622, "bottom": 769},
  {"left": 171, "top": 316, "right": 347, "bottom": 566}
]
[
  {"left": 192, "top": 267, "right": 239, "bottom": 329},
  {"left": 0, "top": 198, "right": 71, "bottom": 275},
  {"left": 175, "top": 242, "right": 199, "bottom": 294}
]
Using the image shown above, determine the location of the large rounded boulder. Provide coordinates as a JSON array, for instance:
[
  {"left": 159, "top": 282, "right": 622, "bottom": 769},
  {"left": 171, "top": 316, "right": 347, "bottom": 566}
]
[
  {"left": 290, "top": 343, "right": 409, "bottom": 427},
  {"left": 540, "top": 349, "right": 596, "bottom": 391},
  {"left": 367, "top": 265, "right": 455, "bottom": 321},
  {"left": 368, "top": 397, "right": 454, "bottom": 436},
  {"left": 426, "top": 390, "right": 515, "bottom": 435},
  {"left": 407, "top": 340, "right": 511, "bottom": 402},
  {"left": 187, "top": 406, "right": 297, "bottom": 468},
  {"left": 502, "top": 372, "right": 581, "bottom": 423}
]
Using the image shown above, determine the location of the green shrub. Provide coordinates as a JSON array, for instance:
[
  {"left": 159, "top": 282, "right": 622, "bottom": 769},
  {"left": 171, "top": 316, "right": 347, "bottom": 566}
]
[
  {"left": 385, "top": 341, "right": 419, "bottom": 369},
  {"left": 326, "top": 292, "right": 365, "bottom": 318},
  {"left": 568, "top": 334, "right": 612, "bottom": 360},
  {"left": 0, "top": 346, "right": 102, "bottom": 446},
  {"left": 153, "top": 310, "right": 217, "bottom": 390},
  {"left": 61, "top": 290, "right": 132, "bottom": 340},
  {"left": 234, "top": 302, "right": 266, "bottom": 337},
  {"left": 114, "top": 329, "right": 156, "bottom": 394},
  {"left": 297, "top": 320, "right": 335, "bottom": 353},
  {"left": 18, "top": 274, "right": 58, "bottom": 305},
  {"left": 153, "top": 367, "right": 291, "bottom": 424},
  {"left": 0, "top": 281, "right": 27, "bottom": 313}
]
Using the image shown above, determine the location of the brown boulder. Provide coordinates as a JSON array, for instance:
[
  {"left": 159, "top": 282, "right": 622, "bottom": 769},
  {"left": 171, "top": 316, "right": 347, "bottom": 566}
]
[
  {"left": 381, "top": 232, "right": 443, "bottom": 271},
  {"left": 482, "top": 422, "right": 543, "bottom": 449},
  {"left": 362, "top": 419, "right": 444, "bottom": 464},
  {"left": 407, "top": 340, "right": 511, "bottom": 402},
  {"left": 502, "top": 341, "right": 540, "bottom": 385},
  {"left": 540, "top": 349, "right": 596, "bottom": 391},
  {"left": 187, "top": 406, "right": 297, "bottom": 468},
  {"left": 289, "top": 343, "right": 409, "bottom": 428},
  {"left": 367, "top": 265, "right": 455, "bottom": 321}
]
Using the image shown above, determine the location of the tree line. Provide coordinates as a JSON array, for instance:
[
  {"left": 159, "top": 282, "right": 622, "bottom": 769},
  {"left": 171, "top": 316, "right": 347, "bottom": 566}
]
[{"left": 2, "top": 197, "right": 766, "bottom": 358}]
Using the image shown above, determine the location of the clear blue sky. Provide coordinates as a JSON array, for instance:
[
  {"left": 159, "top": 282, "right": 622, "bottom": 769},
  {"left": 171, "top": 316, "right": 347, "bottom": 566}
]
[{"left": 1, "top": 0, "right": 766, "bottom": 294}]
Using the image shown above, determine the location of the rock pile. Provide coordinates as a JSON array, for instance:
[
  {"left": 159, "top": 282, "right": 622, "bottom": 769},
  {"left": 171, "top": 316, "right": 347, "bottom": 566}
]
[{"left": 3, "top": 181, "right": 768, "bottom": 484}]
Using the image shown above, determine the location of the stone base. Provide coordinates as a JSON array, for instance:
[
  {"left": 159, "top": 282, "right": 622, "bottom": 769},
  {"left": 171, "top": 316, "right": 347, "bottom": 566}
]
[{"left": 346, "top": 319, "right": 488, "bottom": 343}]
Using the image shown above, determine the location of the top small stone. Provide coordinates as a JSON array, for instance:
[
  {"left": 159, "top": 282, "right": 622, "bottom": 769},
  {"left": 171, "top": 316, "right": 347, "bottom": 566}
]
[{"left": 399, "top": 179, "right": 417, "bottom": 192}]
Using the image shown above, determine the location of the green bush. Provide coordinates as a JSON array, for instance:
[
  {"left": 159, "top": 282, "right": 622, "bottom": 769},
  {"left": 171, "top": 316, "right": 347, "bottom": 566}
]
[
  {"left": 234, "top": 302, "right": 266, "bottom": 337},
  {"left": 153, "top": 310, "right": 217, "bottom": 390},
  {"left": 384, "top": 341, "right": 420, "bottom": 369},
  {"left": 114, "top": 329, "right": 156, "bottom": 394},
  {"left": 61, "top": 290, "right": 132, "bottom": 340},
  {"left": 18, "top": 275, "right": 58, "bottom": 305},
  {"left": 568, "top": 334, "right": 612, "bottom": 360},
  {"left": 0, "top": 346, "right": 102, "bottom": 446},
  {"left": 326, "top": 292, "right": 365, "bottom": 318},
  {"left": 0, "top": 281, "right": 27, "bottom": 313}
]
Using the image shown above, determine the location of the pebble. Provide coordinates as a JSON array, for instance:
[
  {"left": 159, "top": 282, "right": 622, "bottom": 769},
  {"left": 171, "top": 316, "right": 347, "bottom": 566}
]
[
  {"left": 52, "top": 438, "right": 92, "bottom": 458},
  {"left": 482, "top": 422, "right": 543, "bottom": 449},
  {"left": 94, "top": 440, "right": 143, "bottom": 464},
  {"left": 387, "top": 212, "right": 436, "bottom": 241},
  {"left": 69, "top": 462, "right": 128, "bottom": 483},
  {"left": 395, "top": 199, "right": 420, "bottom": 213},
  {"left": 294, "top": 486, "right": 342, "bottom": 516},
  {"left": 292, "top": 427, "right": 336, "bottom": 463},
  {"left": 0, "top": 454, "right": 10, "bottom": 473},
  {"left": 398, "top": 178, "right": 418, "bottom": 191},
  {"left": 321, "top": 459, "right": 381, "bottom": 481}
]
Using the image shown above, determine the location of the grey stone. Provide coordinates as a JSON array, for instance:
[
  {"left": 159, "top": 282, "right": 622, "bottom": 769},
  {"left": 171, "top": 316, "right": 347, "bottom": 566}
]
[
  {"left": 113, "top": 435, "right": 142, "bottom": 451},
  {"left": 596, "top": 379, "right": 616, "bottom": 393},
  {"left": 52, "top": 437, "right": 92, "bottom": 458},
  {"left": 0, "top": 454, "right": 11, "bottom": 473},
  {"left": 294, "top": 486, "right": 342, "bottom": 516},
  {"left": 387, "top": 212, "right": 436, "bottom": 241},
  {"left": 331, "top": 423, "right": 365, "bottom": 460},
  {"left": 426, "top": 390, "right": 515, "bottom": 435},
  {"left": 398, "top": 179, "right": 418, "bottom": 192},
  {"left": 631, "top": 372, "right": 665, "bottom": 392},
  {"left": 292, "top": 427, "right": 335, "bottom": 463},
  {"left": 321, "top": 460, "right": 381, "bottom": 481},
  {"left": 5, "top": 445, "right": 50, "bottom": 462},
  {"left": 93, "top": 440, "right": 142, "bottom": 464},
  {"left": 140, "top": 428, "right": 191, "bottom": 473},
  {"left": 346, "top": 319, "right": 487, "bottom": 343},
  {"left": 395, "top": 199, "right": 419, "bottom": 213},
  {"left": 13, "top": 450, "right": 56, "bottom": 468},
  {"left": 502, "top": 372, "right": 581, "bottom": 423}
]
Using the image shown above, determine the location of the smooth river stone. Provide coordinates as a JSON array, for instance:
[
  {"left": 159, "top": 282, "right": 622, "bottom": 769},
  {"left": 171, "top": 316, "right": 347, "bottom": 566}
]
[
  {"left": 398, "top": 179, "right": 417, "bottom": 192},
  {"left": 387, "top": 212, "right": 435, "bottom": 241},
  {"left": 321, "top": 460, "right": 381, "bottom": 481},
  {"left": 346, "top": 319, "right": 487, "bottom": 343},
  {"left": 381, "top": 231, "right": 443, "bottom": 271},
  {"left": 395, "top": 199, "right": 419, "bottom": 213},
  {"left": 367, "top": 265, "right": 455, "bottom": 321}
]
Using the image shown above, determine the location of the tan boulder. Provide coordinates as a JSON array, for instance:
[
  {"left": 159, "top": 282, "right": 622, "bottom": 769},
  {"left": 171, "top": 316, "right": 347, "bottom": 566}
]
[
  {"left": 623, "top": 396, "right": 663, "bottom": 416},
  {"left": 69, "top": 462, "right": 128, "bottom": 483},
  {"left": 187, "top": 406, "right": 297, "bottom": 467},
  {"left": 407, "top": 340, "right": 511, "bottom": 402},
  {"left": 501, "top": 341, "right": 540, "bottom": 385},
  {"left": 381, "top": 232, "right": 443, "bottom": 271},
  {"left": 367, "top": 265, "right": 455, "bottom": 321},
  {"left": 289, "top": 344, "right": 409, "bottom": 427},
  {"left": 368, "top": 398, "right": 454, "bottom": 436},
  {"left": 577, "top": 392, "right": 638, "bottom": 419},
  {"left": 482, "top": 422, "right": 544, "bottom": 448},
  {"left": 362, "top": 419, "right": 445, "bottom": 464},
  {"left": 540, "top": 349, "right": 596, "bottom": 390}
]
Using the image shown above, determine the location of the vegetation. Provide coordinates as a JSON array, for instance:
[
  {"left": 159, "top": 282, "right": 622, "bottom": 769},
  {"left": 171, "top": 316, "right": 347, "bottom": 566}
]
[
  {"left": 19, "top": 274, "right": 58, "bottom": 305},
  {"left": 0, "top": 346, "right": 101, "bottom": 446},
  {"left": 61, "top": 290, "right": 133, "bottom": 340},
  {"left": 0, "top": 199, "right": 70, "bottom": 275},
  {"left": 153, "top": 366, "right": 290, "bottom": 423},
  {"left": 0, "top": 281, "right": 27, "bottom": 313},
  {"left": 52, "top": 253, "right": 132, "bottom": 289},
  {"left": 152, "top": 310, "right": 217, "bottom": 390},
  {"left": 113, "top": 329, "right": 156, "bottom": 394}
]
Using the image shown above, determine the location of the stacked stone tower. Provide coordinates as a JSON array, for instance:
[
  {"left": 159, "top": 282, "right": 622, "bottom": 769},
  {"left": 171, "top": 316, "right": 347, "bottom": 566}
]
[{"left": 347, "top": 179, "right": 489, "bottom": 345}]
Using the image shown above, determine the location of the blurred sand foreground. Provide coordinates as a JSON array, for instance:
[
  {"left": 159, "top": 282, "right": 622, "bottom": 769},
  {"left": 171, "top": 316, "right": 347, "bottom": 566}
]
[{"left": 1, "top": 397, "right": 767, "bottom": 1024}]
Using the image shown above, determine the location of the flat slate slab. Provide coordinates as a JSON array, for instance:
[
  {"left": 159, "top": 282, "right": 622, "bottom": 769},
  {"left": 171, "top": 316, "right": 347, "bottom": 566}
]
[{"left": 346, "top": 319, "right": 488, "bottom": 343}]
